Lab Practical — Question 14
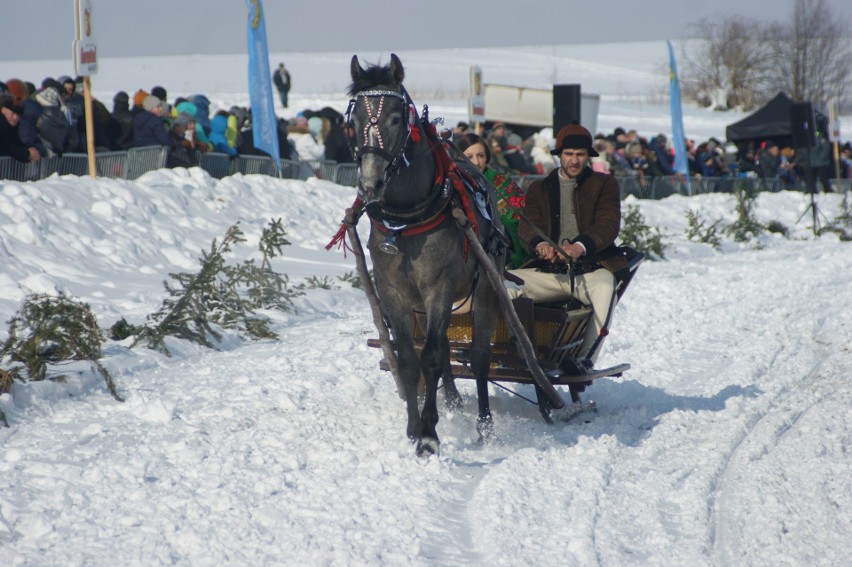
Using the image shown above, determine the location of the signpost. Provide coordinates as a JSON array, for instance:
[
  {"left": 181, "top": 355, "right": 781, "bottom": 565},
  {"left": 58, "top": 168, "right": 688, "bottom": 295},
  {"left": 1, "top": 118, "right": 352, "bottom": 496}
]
[
  {"left": 73, "top": 0, "right": 98, "bottom": 177},
  {"left": 468, "top": 66, "right": 485, "bottom": 134},
  {"left": 828, "top": 97, "right": 842, "bottom": 184}
]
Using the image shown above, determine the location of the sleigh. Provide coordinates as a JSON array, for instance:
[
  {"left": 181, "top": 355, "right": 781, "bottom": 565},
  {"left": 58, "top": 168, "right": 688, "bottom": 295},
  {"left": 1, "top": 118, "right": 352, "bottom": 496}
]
[{"left": 368, "top": 246, "right": 644, "bottom": 422}]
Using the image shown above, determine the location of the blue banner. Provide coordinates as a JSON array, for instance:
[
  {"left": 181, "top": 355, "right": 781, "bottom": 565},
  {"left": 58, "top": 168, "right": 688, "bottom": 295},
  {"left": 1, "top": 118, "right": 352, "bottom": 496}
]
[
  {"left": 667, "top": 40, "right": 691, "bottom": 195},
  {"left": 246, "top": 0, "right": 280, "bottom": 170}
]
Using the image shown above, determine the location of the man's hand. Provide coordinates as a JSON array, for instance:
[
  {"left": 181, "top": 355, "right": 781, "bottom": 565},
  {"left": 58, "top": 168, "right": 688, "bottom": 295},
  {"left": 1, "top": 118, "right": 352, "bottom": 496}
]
[
  {"left": 27, "top": 147, "right": 40, "bottom": 162},
  {"left": 535, "top": 242, "right": 584, "bottom": 263}
]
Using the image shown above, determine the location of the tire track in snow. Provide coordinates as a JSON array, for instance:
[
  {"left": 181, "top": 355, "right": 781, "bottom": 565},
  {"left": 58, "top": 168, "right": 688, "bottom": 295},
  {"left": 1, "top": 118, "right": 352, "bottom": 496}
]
[{"left": 709, "top": 315, "right": 850, "bottom": 565}]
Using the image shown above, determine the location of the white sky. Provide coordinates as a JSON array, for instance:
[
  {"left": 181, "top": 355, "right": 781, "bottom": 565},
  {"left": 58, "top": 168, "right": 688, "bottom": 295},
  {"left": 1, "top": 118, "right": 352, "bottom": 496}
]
[{"left": 2, "top": 0, "right": 851, "bottom": 61}]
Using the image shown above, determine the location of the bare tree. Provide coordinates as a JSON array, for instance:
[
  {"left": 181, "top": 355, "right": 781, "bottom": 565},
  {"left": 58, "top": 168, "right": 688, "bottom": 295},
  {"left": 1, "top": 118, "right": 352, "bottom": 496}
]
[
  {"left": 679, "top": 17, "right": 773, "bottom": 111},
  {"left": 764, "top": 0, "right": 852, "bottom": 111}
]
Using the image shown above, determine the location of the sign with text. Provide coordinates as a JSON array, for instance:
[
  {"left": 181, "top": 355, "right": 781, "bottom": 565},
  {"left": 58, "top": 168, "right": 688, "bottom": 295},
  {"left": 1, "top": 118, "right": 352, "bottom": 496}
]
[
  {"left": 74, "top": 0, "right": 97, "bottom": 75},
  {"left": 468, "top": 66, "right": 485, "bottom": 124}
]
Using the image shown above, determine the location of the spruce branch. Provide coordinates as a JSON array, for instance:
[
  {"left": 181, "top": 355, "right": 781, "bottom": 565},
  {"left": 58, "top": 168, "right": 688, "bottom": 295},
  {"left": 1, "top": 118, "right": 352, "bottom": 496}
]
[{"left": 0, "top": 292, "right": 122, "bottom": 401}]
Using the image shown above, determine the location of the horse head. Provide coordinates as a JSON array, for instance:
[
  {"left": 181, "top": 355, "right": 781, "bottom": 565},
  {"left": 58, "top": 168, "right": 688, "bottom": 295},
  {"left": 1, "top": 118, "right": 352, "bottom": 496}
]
[{"left": 347, "top": 54, "right": 428, "bottom": 210}]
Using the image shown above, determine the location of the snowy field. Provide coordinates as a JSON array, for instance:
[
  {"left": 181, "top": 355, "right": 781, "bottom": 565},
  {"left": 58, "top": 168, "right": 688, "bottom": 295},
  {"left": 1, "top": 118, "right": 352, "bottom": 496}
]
[{"left": 1, "top": 45, "right": 851, "bottom": 566}]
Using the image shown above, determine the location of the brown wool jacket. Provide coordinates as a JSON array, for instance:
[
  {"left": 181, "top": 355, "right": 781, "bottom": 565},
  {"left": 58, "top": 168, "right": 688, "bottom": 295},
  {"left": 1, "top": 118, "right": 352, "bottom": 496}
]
[{"left": 518, "top": 166, "right": 625, "bottom": 272}]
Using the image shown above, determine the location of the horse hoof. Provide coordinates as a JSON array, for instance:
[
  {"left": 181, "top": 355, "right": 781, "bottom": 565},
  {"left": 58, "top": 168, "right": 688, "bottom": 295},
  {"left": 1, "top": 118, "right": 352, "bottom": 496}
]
[
  {"left": 416, "top": 437, "right": 440, "bottom": 457},
  {"left": 476, "top": 416, "right": 497, "bottom": 444},
  {"left": 444, "top": 391, "right": 464, "bottom": 411}
]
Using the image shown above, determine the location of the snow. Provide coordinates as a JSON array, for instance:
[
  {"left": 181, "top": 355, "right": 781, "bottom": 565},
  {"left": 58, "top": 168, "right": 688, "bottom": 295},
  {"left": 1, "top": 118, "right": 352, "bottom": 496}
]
[{"left": 1, "top": 45, "right": 851, "bottom": 566}]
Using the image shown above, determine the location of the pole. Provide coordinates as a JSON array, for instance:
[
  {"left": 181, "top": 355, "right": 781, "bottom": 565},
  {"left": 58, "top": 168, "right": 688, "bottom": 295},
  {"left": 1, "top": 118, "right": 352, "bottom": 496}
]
[
  {"left": 83, "top": 76, "right": 96, "bottom": 178},
  {"left": 451, "top": 208, "right": 566, "bottom": 410},
  {"left": 344, "top": 207, "right": 405, "bottom": 399}
]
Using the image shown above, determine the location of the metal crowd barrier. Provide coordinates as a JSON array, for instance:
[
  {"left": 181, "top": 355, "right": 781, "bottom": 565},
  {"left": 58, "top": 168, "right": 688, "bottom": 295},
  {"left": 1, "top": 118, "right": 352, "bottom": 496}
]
[
  {"left": 0, "top": 156, "right": 59, "bottom": 181},
  {"left": 304, "top": 159, "right": 337, "bottom": 181},
  {"left": 198, "top": 152, "right": 234, "bottom": 179},
  {"left": 2, "top": 152, "right": 848, "bottom": 197},
  {"left": 126, "top": 146, "right": 169, "bottom": 180},
  {"left": 280, "top": 159, "right": 313, "bottom": 180},
  {"left": 235, "top": 155, "right": 281, "bottom": 177},
  {"left": 333, "top": 163, "right": 358, "bottom": 186}
]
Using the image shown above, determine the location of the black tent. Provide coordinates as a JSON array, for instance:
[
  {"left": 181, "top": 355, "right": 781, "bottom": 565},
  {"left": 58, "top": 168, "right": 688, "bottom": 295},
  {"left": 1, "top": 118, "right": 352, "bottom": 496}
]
[
  {"left": 726, "top": 92, "right": 829, "bottom": 147},
  {"left": 726, "top": 92, "right": 795, "bottom": 144}
]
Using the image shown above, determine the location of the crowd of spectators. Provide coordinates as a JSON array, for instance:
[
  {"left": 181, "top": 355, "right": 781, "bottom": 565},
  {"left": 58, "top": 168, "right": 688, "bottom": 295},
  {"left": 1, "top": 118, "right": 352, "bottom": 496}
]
[
  {"left": 2, "top": 74, "right": 850, "bottom": 190},
  {"left": 451, "top": 121, "right": 852, "bottom": 191},
  {"left": 0, "top": 74, "right": 355, "bottom": 169}
]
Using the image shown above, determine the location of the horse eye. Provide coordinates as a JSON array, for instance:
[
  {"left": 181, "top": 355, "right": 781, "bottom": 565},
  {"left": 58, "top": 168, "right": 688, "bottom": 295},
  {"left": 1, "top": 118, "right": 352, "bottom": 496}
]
[{"left": 391, "top": 116, "right": 401, "bottom": 125}]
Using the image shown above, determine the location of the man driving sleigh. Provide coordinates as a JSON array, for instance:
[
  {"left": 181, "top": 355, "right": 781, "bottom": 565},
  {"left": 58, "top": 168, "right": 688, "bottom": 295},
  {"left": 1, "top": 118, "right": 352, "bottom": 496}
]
[{"left": 507, "top": 122, "right": 627, "bottom": 371}]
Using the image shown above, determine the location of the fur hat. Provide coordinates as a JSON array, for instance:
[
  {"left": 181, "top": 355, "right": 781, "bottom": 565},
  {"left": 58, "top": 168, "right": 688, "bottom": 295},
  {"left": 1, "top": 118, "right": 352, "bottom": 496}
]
[
  {"left": 551, "top": 123, "right": 599, "bottom": 156},
  {"left": 142, "top": 95, "right": 161, "bottom": 112}
]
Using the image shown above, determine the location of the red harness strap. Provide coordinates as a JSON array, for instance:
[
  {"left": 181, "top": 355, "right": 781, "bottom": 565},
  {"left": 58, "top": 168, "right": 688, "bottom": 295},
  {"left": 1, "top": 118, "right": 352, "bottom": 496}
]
[
  {"left": 326, "top": 123, "right": 481, "bottom": 255},
  {"left": 425, "top": 123, "right": 480, "bottom": 242},
  {"left": 371, "top": 210, "right": 447, "bottom": 236}
]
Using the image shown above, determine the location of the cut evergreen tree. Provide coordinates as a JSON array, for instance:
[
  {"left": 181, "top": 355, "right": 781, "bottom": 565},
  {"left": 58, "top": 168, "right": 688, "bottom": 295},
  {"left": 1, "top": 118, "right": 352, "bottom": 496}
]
[
  {"left": 726, "top": 185, "right": 765, "bottom": 242},
  {"left": 619, "top": 204, "right": 667, "bottom": 260},
  {"left": 131, "top": 223, "right": 246, "bottom": 354},
  {"left": 225, "top": 217, "right": 303, "bottom": 312},
  {"left": 0, "top": 291, "right": 122, "bottom": 405},
  {"left": 130, "top": 221, "right": 299, "bottom": 355}
]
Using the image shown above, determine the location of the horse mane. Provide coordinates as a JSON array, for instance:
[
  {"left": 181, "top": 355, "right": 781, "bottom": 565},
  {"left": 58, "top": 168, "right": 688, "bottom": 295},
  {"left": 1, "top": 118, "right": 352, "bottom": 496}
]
[{"left": 347, "top": 60, "right": 401, "bottom": 96}]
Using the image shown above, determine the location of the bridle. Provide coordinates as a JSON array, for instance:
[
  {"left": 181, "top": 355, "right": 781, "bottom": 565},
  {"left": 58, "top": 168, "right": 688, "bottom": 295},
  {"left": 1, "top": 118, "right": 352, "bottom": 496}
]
[{"left": 345, "top": 86, "right": 420, "bottom": 184}]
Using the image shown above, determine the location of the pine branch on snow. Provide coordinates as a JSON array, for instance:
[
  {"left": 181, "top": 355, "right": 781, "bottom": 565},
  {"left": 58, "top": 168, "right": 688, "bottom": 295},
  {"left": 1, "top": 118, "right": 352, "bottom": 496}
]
[{"left": 0, "top": 292, "right": 122, "bottom": 404}]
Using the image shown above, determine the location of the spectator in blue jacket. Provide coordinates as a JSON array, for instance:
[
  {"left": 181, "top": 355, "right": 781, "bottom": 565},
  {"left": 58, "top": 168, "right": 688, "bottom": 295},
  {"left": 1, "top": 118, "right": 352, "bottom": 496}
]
[
  {"left": 648, "top": 133, "right": 674, "bottom": 175},
  {"left": 18, "top": 95, "right": 46, "bottom": 157},
  {"left": 208, "top": 113, "right": 237, "bottom": 156},
  {"left": 132, "top": 95, "right": 174, "bottom": 149},
  {"left": 189, "top": 94, "right": 211, "bottom": 136}
]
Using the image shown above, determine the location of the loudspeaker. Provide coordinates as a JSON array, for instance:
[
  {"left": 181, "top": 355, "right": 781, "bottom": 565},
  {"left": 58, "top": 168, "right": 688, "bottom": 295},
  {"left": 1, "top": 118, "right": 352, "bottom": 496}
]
[
  {"left": 790, "top": 101, "right": 816, "bottom": 149},
  {"left": 553, "top": 84, "right": 581, "bottom": 133}
]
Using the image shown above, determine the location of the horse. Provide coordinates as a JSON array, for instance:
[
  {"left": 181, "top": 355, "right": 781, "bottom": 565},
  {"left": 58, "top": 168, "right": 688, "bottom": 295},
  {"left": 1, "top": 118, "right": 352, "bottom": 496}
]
[{"left": 346, "top": 54, "right": 506, "bottom": 456}]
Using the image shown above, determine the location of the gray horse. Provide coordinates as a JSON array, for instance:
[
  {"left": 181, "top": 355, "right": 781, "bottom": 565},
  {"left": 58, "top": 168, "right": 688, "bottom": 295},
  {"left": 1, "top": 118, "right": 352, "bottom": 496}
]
[{"left": 347, "top": 54, "right": 506, "bottom": 456}]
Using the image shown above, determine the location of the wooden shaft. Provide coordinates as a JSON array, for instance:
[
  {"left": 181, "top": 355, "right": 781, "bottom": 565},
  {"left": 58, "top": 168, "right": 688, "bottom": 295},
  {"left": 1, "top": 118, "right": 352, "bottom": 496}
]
[
  {"left": 345, "top": 208, "right": 405, "bottom": 400},
  {"left": 452, "top": 207, "right": 565, "bottom": 409}
]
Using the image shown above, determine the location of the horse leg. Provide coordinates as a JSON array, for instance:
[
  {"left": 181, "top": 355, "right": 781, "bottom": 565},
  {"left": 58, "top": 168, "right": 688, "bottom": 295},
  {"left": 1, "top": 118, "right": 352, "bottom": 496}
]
[
  {"left": 383, "top": 310, "right": 425, "bottom": 444},
  {"left": 398, "top": 340, "right": 425, "bottom": 443},
  {"left": 415, "top": 330, "right": 444, "bottom": 457},
  {"left": 441, "top": 335, "right": 464, "bottom": 411},
  {"left": 418, "top": 313, "right": 461, "bottom": 410},
  {"left": 470, "top": 290, "right": 500, "bottom": 443}
]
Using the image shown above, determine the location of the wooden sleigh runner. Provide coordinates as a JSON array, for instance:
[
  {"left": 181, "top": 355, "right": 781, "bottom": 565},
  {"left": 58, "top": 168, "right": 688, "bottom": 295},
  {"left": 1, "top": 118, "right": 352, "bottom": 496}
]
[{"left": 368, "top": 245, "right": 644, "bottom": 422}]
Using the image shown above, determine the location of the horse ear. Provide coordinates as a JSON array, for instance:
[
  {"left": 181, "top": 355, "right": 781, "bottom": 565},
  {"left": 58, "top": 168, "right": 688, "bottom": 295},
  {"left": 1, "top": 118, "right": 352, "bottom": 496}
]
[
  {"left": 350, "top": 55, "right": 363, "bottom": 82},
  {"left": 390, "top": 53, "right": 405, "bottom": 83}
]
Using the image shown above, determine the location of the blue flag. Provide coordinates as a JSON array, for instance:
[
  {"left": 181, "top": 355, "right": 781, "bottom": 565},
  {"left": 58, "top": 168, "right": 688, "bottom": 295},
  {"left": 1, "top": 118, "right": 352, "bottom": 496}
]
[
  {"left": 246, "top": 0, "right": 280, "bottom": 170},
  {"left": 667, "top": 40, "right": 690, "bottom": 195}
]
